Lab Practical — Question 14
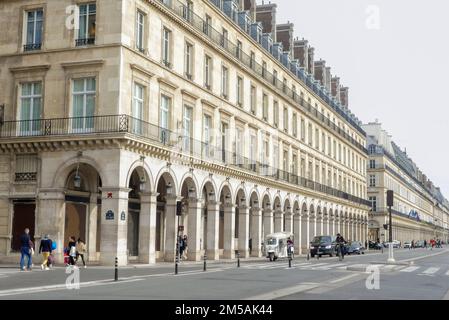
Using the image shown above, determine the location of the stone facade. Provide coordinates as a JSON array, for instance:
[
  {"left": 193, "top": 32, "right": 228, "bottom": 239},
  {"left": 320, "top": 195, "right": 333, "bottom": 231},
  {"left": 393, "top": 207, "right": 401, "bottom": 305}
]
[{"left": 0, "top": 0, "right": 370, "bottom": 266}]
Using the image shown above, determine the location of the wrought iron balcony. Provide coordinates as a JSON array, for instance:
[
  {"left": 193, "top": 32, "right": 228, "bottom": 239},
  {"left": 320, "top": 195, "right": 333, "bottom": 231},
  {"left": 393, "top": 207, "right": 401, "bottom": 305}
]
[
  {"left": 75, "top": 38, "right": 95, "bottom": 46},
  {"left": 0, "top": 114, "right": 371, "bottom": 207},
  {"left": 23, "top": 43, "right": 42, "bottom": 52}
]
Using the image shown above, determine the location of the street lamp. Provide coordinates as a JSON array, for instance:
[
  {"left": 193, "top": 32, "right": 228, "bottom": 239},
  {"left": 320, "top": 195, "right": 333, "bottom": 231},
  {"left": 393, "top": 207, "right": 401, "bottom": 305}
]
[
  {"left": 166, "top": 181, "right": 173, "bottom": 195},
  {"left": 188, "top": 187, "right": 196, "bottom": 199},
  {"left": 208, "top": 191, "right": 215, "bottom": 202}
]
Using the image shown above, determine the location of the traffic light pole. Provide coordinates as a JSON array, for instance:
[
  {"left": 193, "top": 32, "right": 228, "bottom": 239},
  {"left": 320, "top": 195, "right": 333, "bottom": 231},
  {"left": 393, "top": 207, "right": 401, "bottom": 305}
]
[{"left": 387, "top": 204, "right": 395, "bottom": 263}]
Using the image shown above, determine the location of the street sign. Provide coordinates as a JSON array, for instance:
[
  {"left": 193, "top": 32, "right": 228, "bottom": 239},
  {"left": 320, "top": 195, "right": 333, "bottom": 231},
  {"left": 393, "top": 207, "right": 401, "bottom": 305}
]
[
  {"left": 178, "top": 225, "right": 184, "bottom": 232},
  {"left": 105, "top": 210, "right": 114, "bottom": 220}
]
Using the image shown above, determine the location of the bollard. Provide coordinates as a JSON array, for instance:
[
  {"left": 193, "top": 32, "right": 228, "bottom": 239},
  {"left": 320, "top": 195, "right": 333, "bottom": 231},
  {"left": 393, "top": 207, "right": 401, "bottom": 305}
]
[
  {"left": 307, "top": 252, "right": 310, "bottom": 261},
  {"left": 288, "top": 252, "right": 292, "bottom": 268},
  {"left": 114, "top": 256, "right": 118, "bottom": 282},
  {"left": 175, "top": 254, "right": 179, "bottom": 275},
  {"left": 237, "top": 251, "right": 240, "bottom": 268},
  {"left": 203, "top": 254, "right": 207, "bottom": 272}
]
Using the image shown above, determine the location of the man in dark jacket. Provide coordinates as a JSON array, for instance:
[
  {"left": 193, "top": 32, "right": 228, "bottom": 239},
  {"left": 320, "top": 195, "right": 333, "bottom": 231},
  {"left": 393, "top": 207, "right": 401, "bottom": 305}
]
[
  {"left": 20, "top": 228, "right": 32, "bottom": 271},
  {"left": 39, "top": 235, "right": 53, "bottom": 270},
  {"left": 336, "top": 233, "right": 346, "bottom": 259}
]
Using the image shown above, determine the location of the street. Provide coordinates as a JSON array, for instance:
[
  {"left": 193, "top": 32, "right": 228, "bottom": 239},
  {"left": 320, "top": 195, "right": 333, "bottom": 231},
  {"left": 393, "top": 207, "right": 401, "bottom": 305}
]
[{"left": 0, "top": 248, "right": 448, "bottom": 300}]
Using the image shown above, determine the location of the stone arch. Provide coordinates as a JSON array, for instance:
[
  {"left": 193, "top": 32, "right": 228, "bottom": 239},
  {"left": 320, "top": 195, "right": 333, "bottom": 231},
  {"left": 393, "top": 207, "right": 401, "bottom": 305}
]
[
  {"left": 155, "top": 167, "right": 179, "bottom": 196},
  {"left": 125, "top": 159, "right": 155, "bottom": 193},
  {"left": 52, "top": 155, "right": 105, "bottom": 189},
  {"left": 179, "top": 171, "right": 200, "bottom": 199}
]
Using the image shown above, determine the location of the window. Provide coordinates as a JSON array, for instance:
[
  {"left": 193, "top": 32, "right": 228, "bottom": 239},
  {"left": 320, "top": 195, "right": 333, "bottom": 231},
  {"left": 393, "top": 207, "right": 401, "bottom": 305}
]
[
  {"left": 292, "top": 85, "right": 297, "bottom": 101},
  {"left": 262, "top": 94, "right": 268, "bottom": 121},
  {"left": 273, "top": 70, "right": 278, "bottom": 86},
  {"left": 250, "top": 86, "right": 256, "bottom": 115},
  {"left": 160, "top": 95, "right": 171, "bottom": 142},
  {"left": 18, "top": 82, "right": 42, "bottom": 135},
  {"left": 249, "top": 134, "right": 257, "bottom": 171},
  {"left": 235, "top": 128, "right": 243, "bottom": 166},
  {"left": 315, "top": 129, "right": 319, "bottom": 149},
  {"left": 236, "top": 76, "right": 243, "bottom": 107},
  {"left": 162, "top": 28, "right": 171, "bottom": 67},
  {"left": 203, "top": 114, "right": 212, "bottom": 157},
  {"left": 273, "top": 101, "right": 279, "bottom": 127},
  {"left": 300, "top": 118, "right": 305, "bottom": 141},
  {"left": 321, "top": 133, "right": 325, "bottom": 153},
  {"left": 283, "top": 150, "right": 289, "bottom": 174},
  {"left": 204, "top": 55, "right": 212, "bottom": 89},
  {"left": 369, "top": 159, "right": 376, "bottom": 169},
  {"left": 369, "top": 196, "right": 377, "bottom": 212},
  {"left": 185, "top": 42, "right": 193, "bottom": 79},
  {"left": 300, "top": 158, "right": 305, "bottom": 177},
  {"left": 292, "top": 113, "right": 297, "bottom": 137},
  {"left": 292, "top": 153, "right": 298, "bottom": 175},
  {"left": 24, "top": 9, "right": 43, "bottom": 51},
  {"left": 282, "top": 78, "right": 287, "bottom": 93},
  {"left": 250, "top": 51, "right": 255, "bottom": 69},
  {"left": 72, "top": 78, "right": 96, "bottom": 132},
  {"left": 283, "top": 107, "right": 288, "bottom": 132},
  {"left": 185, "top": 1, "right": 193, "bottom": 22},
  {"left": 261, "top": 139, "right": 269, "bottom": 175},
  {"left": 204, "top": 15, "right": 211, "bottom": 36},
  {"left": 76, "top": 3, "right": 96, "bottom": 46},
  {"left": 183, "top": 106, "right": 193, "bottom": 152},
  {"left": 273, "top": 143, "right": 279, "bottom": 172},
  {"left": 220, "top": 122, "right": 228, "bottom": 162},
  {"left": 333, "top": 140, "right": 337, "bottom": 159},
  {"left": 369, "top": 174, "right": 376, "bottom": 187},
  {"left": 236, "top": 40, "right": 242, "bottom": 60},
  {"left": 221, "top": 28, "right": 228, "bottom": 48},
  {"left": 262, "top": 61, "right": 267, "bottom": 79},
  {"left": 132, "top": 83, "right": 144, "bottom": 134},
  {"left": 136, "top": 10, "right": 145, "bottom": 52},
  {"left": 328, "top": 136, "right": 331, "bottom": 156},
  {"left": 221, "top": 66, "right": 228, "bottom": 99},
  {"left": 308, "top": 123, "right": 312, "bottom": 146}
]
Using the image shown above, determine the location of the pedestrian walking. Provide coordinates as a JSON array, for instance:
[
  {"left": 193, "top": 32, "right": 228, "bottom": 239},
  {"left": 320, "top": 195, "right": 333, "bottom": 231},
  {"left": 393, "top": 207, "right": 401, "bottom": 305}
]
[
  {"left": 68, "top": 236, "right": 78, "bottom": 268},
  {"left": 249, "top": 238, "right": 252, "bottom": 256},
  {"left": 182, "top": 235, "right": 188, "bottom": 260},
  {"left": 424, "top": 239, "right": 427, "bottom": 249},
  {"left": 39, "top": 234, "right": 53, "bottom": 270},
  {"left": 19, "top": 228, "right": 33, "bottom": 271},
  {"left": 76, "top": 238, "right": 87, "bottom": 268},
  {"left": 411, "top": 240, "right": 414, "bottom": 250}
]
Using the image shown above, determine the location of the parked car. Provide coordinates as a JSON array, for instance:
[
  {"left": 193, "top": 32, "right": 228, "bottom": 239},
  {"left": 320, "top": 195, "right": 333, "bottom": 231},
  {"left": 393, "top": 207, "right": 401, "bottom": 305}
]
[
  {"left": 383, "top": 240, "right": 401, "bottom": 248},
  {"left": 309, "top": 235, "right": 338, "bottom": 258},
  {"left": 345, "top": 241, "right": 366, "bottom": 255},
  {"left": 415, "top": 240, "right": 425, "bottom": 248},
  {"left": 369, "top": 241, "right": 383, "bottom": 250},
  {"left": 403, "top": 242, "right": 412, "bottom": 249}
]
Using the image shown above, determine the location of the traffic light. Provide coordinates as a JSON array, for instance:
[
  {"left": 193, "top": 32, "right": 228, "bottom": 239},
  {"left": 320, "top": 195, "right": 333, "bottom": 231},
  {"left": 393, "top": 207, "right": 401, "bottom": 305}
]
[
  {"left": 383, "top": 224, "right": 389, "bottom": 230},
  {"left": 176, "top": 201, "right": 182, "bottom": 216}
]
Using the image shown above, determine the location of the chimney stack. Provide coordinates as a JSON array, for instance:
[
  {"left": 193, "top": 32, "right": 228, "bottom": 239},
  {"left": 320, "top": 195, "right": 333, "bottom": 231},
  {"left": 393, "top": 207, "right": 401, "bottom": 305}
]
[
  {"left": 276, "top": 22, "right": 294, "bottom": 55},
  {"left": 313, "top": 60, "right": 326, "bottom": 87},
  {"left": 256, "top": 3, "right": 277, "bottom": 42},
  {"left": 325, "top": 67, "right": 332, "bottom": 92},
  {"left": 331, "top": 77, "right": 341, "bottom": 102},
  {"left": 339, "top": 87, "right": 349, "bottom": 108},
  {"left": 307, "top": 47, "right": 315, "bottom": 75},
  {"left": 293, "top": 39, "right": 309, "bottom": 71},
  {"left": 243, "top": 0, "right": 256, "bottom": 21}
]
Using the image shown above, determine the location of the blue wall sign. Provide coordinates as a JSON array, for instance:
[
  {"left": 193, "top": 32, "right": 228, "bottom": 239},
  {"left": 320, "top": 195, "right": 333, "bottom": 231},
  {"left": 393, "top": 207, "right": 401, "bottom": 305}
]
[{"left": 105, "top": 210, "right": 114, "bottom": 220}]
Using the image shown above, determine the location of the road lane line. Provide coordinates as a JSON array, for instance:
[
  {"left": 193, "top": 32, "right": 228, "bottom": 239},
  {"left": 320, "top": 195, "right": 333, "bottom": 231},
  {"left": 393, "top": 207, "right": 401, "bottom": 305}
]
[
  {"left": 446, "top": 269, "right": 449, "bottom": 276},
  {"left": 297, "top": 262, "right": 329, "bottom": 268},
  {"left": 329, "top": 273, "right": 360, "bottom": 284},
  {"left": 243, "top": 283, "right": 320, "bottom": 300},
  {"left": 422, "top": 267, "right": 439, "bottom": 275},
  {"left": 400, "top": 266, "right": 420, "bottom": 273},
  {"left": 314, "top": 263, "right": 347, "bottom": 270}
]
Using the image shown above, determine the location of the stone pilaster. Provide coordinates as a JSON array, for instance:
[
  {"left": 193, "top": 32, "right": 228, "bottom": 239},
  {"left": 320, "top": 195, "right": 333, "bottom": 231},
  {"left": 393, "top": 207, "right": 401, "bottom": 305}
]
[
  {"left": 206, "top": 201, "right": 220, "bottom": 260},
  {"left": 238, "top": 205, "right": 250, "bottom": 258},
  {"left": 139, "top": 192, "right": 158, "bottom": 264}
]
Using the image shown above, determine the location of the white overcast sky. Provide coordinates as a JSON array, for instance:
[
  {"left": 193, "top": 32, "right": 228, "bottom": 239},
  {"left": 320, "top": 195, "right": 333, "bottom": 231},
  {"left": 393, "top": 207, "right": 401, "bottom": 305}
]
[{"left": 271, "top": 0, "right": 449, "bottom": 197}]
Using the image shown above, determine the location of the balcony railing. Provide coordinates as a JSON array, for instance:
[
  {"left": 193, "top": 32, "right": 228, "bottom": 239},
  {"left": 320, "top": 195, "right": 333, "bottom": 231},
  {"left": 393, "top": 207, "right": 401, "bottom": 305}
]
[
  {"left": 23, "top": 43, "right": 42, "bottom": 52},
  {"left": 157, "top": 0, "right": 367, "bottom": 154},
  {"left": 0, "top": 114, "right": 371, "bottom": 207},
  {"left": 75, "top": 38, "right": 95, "bottom": 46}
]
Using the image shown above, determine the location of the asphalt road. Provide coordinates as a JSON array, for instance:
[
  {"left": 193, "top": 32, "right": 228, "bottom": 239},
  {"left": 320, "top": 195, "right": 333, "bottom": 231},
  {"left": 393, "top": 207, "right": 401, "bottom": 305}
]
[{"left": 0, "top": 248, "right": 448, "bottom": 300}]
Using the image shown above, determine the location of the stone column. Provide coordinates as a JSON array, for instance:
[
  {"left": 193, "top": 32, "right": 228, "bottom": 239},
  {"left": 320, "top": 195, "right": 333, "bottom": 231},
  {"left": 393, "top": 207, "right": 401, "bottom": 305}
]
[
  {"left": 316, "top": 215, "right": 322, "bottom": 236},
  {"left": 309, "top": 215, "right": 316, "bottom": 238},
  {"left": 138, "top": 192, "right": 158, "bottom": 264},
  {"left": 274, "top": 209, "right": 283, "bottom": 232},
  {"left": 250, "top": 207, "right": 262, "bottom": 257},
  {"left": 223, "top": 203, "right": 236, "bottom": 259},
  {"left": 164, "top": 195, "right": 181, "bottom": 262},
  {"left": 284, "top": 211, "right": 293, "bottom": 233},
  {"left": 301, "top": 214, "right": 310, "bottom": 254},
  {"left": 88, "top": 193, "right": 98, "bottom": 262},
  {"left": 36, "top": 189, "right": 66, "bottom": 264},
  {"left": 293, "top": 213, "right": 301, "bottom": 254},
  {"left": 323, "top": 217, "right": 328, "bottom": 235},
  {"left": 330, "top": 218, "right": 335, "bottom": 236},
  {"left": 187, "top": 198, "right": 202, "bottom": 261},
  {"left": 263, "top": 209, "right": 273, "bottom": 238},
  {"left": 238, "top": 205, "right": 250, "bottom": 258},
  {"left": 100, "top": 188, "right": 130, "bottom": 266},
  {"left": 207, "top": 201, "right": 220, "bottom": 260}
]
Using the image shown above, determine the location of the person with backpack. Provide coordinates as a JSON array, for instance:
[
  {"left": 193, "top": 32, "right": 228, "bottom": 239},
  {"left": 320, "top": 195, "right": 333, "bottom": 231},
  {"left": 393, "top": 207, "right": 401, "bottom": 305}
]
[
  {"left": 76, "top": 238, "right": 87, "bottom": 268},
  {"left": 39, "top": 234, "right": 53, "bottom": 270},
  {"left": 19, "top": 228, "right": 33, "bottom": 271},
  {"left": 68, "top": 236, "right": 78, "bottom": 268}
]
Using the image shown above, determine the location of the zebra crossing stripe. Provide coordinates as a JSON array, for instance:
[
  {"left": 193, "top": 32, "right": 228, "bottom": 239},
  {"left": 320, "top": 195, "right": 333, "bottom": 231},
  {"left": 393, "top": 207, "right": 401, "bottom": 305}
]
[
  {"left": 446, "top": 269, "right": 449, "bottom": 276},
  {"left": 422, "top": 267, "right": 439, "bottom": 275},
  {"left": 315, "top": 263, "right": 348, "bottom": 270},
  {"left": 297, "top": 262, "right": 329, "bottom": 268},
  {"left": 400, "top": 266, "right": 420, "bottom": 273}
]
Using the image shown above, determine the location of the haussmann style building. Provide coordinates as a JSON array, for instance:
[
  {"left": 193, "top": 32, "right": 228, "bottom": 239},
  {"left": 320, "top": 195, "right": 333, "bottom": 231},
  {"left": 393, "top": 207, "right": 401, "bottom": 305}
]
[
  {"left": 363, "top": 121, "right": 449, "bottom": 244},
  {"left": 0, "top": 0, "right": 371, "bottom": 265}
]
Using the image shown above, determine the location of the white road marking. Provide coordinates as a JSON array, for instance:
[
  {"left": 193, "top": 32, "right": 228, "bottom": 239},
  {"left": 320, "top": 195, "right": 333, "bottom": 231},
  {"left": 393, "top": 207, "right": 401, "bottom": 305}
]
[
  {"left": 446, "top": 269, "right": 449, "bottom": 276},
  {"left": 399, "top": 266, "right": 420, "bottom": 273},
  {"left": 244, "top": 283, "right": 320, "bottom": 300},
  {"left": 314, "top": 263, "right": 347, "bottom": 270},
  {"left": 329, "top": 273, "right": 360, "bottom": 284},
  {"left": 422, "top": 267, "right": 440, "bottom": 275},
  {"left": 297, "top": 262, "right": 329, "bottom": 268}
]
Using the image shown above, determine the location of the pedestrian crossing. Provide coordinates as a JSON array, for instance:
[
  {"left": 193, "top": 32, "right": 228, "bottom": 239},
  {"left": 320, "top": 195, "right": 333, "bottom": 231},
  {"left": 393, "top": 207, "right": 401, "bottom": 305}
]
[
  {"left": 399, "top": 266, "right": 449, "bottom": 276},
  {"left": 241, "top": 261, "right": 349, "bottom": 271}
]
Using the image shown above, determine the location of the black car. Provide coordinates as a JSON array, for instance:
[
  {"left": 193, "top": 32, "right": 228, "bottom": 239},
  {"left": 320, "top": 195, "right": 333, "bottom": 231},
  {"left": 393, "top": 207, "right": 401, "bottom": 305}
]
[
  {"left": 345, "top": 241, "right": 366, "bottom": 255},
  {"left": 368, "top": 241, "right": 383, "bottom": 250},
  {"left": 310, "top": 236, "right": 338, "bottom": 257}
]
